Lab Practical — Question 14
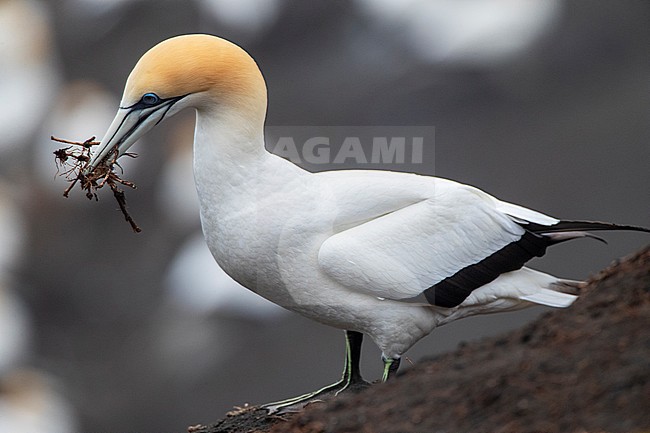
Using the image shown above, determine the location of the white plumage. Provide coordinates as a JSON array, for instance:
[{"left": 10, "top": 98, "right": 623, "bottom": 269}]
[
  {"left": 86, "top": 34, "right": 648, "bottom": 410},
  {"left": 165, "top": 233, "right": 287, "bottom": 319},
  {"left": 317, "top": 173, "right": 526, "bottom": 300}
]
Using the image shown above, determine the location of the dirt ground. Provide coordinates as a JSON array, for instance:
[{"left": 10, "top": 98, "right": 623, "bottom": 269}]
[{"left": 186, "top": 245, "right": 650, "bottom": 433}]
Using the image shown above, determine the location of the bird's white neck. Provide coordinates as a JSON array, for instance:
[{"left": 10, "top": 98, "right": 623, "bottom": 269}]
[
  {"left": 192, "top": 105, "right": 305, "bottom": 218},
  {"left": 191, "top": 103, "right": 308, "bottom": 291}
]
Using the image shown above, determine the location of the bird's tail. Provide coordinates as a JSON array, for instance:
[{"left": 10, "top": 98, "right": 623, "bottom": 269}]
[
  {"left": 518, "top": 277, "right": 585, "bottom": 308},
  {"left": 515, "top": 220, "right": 649, "bottom": 308},
  {"left": 549, "top": 278, "right": 586, "bottom": 295}
]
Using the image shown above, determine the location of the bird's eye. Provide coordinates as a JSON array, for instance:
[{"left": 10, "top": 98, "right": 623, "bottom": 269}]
[{"left": 141, "top": 93, "right": 160, "bottom": 106}]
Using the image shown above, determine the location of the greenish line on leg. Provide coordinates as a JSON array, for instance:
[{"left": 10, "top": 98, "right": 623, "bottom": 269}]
[
  {"left": 263, "top": 330, "right": 365, "bottom": 412},
  {"left": 381, "top": 356, "right": 401, "bottom": 382}
]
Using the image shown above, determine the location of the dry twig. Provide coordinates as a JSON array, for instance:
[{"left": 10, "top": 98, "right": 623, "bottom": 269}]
[{"left": 52, "top": 135, "right": 142, "bottom": 233}]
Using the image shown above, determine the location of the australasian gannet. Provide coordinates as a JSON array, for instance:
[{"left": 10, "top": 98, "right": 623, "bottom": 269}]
[{"left": 87, "top": 34, "right": 649, "bottom": 412}]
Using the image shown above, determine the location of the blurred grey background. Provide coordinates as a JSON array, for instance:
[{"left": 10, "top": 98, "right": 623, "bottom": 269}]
[{"left": 0, "top": 0, "right": 648, "bottom": 432}]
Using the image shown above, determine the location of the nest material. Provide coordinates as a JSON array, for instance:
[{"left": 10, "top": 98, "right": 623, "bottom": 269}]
[{"left": 52, "top": 136, "right": 141, "bottom": 233}]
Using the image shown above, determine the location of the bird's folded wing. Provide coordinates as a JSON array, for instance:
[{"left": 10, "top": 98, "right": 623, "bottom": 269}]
[{"left": 318, "top": 186, "right": 548, "bottom": 307}]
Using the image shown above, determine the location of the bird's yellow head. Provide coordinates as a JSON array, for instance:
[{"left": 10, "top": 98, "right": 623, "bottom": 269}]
[
  {"left": 89, "top": 34, "right": 267, "bottom": 170},
  {"left": 123, "top": 34, "right": 266, "bottom": 109}
]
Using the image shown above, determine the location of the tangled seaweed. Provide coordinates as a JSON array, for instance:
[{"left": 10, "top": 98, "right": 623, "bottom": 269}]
[{"left": 52, "top": 135, "right": 141, "bottom": 233}]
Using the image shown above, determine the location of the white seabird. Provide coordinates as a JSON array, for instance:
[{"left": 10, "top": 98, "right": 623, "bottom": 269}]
[{"left": 86, "top": 34, "right": 649, "bottom": 411}]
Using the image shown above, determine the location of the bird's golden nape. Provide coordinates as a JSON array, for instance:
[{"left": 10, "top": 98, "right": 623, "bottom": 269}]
[{"left": 122, "top": 34, "right": 267, "bottom": 110}]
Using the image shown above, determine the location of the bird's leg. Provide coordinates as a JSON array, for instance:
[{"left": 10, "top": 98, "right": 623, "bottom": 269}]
[
  {"left": 341, "top": 329, "right": 365, "bottom": 387},
  {"left": 262, "top": 330, "right": 369, "bottom": 413},
  {"left": 381, "top": 355, "right": 401, "bottom": 382}
]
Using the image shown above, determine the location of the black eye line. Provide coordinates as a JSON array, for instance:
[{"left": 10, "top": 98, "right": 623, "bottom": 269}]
[
  {"left": 155, "top": 94, "right": 188, "bottom": 125},
  {"left": 120, "top": 93, "right": 188, "bottom": 111},
  {"left": 96, "top": 93, "right": 191, "bottom": 164}
]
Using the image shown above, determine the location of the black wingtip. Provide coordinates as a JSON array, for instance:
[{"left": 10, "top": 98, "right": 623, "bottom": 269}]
[
  {"left": 588, "top": 233, "right": 609, "bottom": 245},
  {"left": 523, "top": 220, "right": 650, "bottom": 234}
]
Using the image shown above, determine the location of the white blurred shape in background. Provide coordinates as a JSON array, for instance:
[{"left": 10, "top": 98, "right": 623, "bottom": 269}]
[
  {"left": 356, "top": 0, "right": 562, "bottom": 66},
  {"left": 157, "top": 115, "right": 202, "bottom": 231},
  {"left": 66, "top": 0, "right": 135, "bottom": 17},
  {"left": 0, "top": 370, "right": 79, "bottom": 433},
  {"left": 0, "top": 284, "right": 31, "bottom": 377},
  {"left": 195, "top": 0, "right": 284, "bottom": 35},
  {"left": 0, "top": 186, "right": 25, "bottom": 275},
  {"left": 0, "top": 187, "right": 77, "bottom": 433},
  {"left": 0, "top": 185, "right": 29, "bottom": 375},
  {"left": 0, "top": 0, "right": 59, "bottom": 153},
  {"left": 165, "top": 233, "right": 286, "bottom": 320}
]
